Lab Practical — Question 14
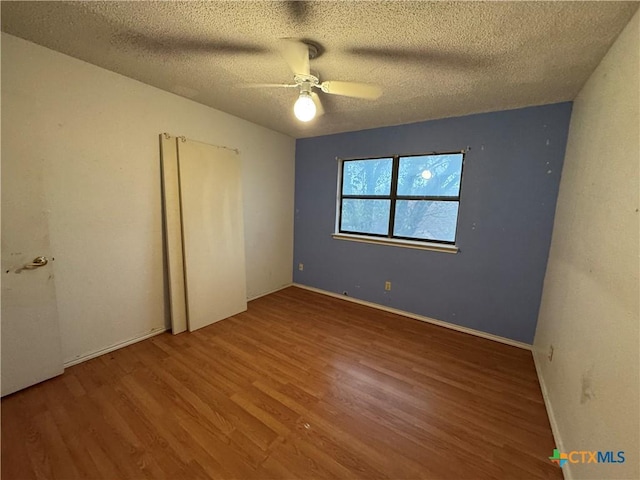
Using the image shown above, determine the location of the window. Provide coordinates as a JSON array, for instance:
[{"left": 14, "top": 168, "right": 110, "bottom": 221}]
[{"left": 337, "top": 152, "right": 464, "bottom": 245}]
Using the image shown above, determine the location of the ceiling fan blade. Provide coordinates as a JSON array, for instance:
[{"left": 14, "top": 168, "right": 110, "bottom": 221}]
[
  {"left": 239, "top": 83, "right": 297, "bottom": 89},
  {"left": 347, "top": 47, "right": 490, "bottom": 68},
  {"left": 311, "top": 92, "right": 324, "bottom": 117},
  {"left": 116, "top": 31, "right": 267, "bottom": 55},
  {"left": 278, "top": 39, "right": 310, "bottom": 76},
  {"left": 320, "top": 81, "right": 382, "bottom": 100},
  {"left": 286, "top": 1, "right": 311, "bottom": 23}
]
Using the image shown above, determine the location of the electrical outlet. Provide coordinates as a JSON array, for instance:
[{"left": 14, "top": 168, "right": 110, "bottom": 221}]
[
  {"left": 298, "top": 263, "right": 304, "bottom": 271},
  {"left": 548, "top": 345, "right": 554, "bottom": 362},
  {"left": 384, "top": 281, "right": 391, "bottom": 291}
]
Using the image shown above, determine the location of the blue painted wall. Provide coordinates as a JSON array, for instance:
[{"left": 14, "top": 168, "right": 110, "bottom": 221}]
[{"left": 293, "top": 103, "right": 572, "bottom": 344}]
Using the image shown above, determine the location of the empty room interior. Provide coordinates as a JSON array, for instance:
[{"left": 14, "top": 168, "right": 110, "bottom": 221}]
[{"left": 1, "top": 2, "right": 639, "bottom": 479}]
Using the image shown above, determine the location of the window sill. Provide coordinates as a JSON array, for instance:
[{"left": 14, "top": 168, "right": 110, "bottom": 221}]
[{"left": 332, "top": 233, "right": 459, "bottom": 254}]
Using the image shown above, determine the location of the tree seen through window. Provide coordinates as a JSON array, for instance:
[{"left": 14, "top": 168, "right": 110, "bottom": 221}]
[{"left": 339, "top": 153, "right": 464, "bottom": 243}]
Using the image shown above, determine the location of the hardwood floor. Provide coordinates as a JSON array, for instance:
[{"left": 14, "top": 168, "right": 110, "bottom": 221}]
[{"left": 1, "top": 286, "right": 562, "bottom": 479}]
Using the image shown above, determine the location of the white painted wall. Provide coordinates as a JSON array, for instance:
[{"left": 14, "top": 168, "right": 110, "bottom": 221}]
[
  {"left": 1, "top": 33, "right": 295, "bottom": 365},
  {"left": 534, "top": 10, "right": 639, "bottom": 480}
]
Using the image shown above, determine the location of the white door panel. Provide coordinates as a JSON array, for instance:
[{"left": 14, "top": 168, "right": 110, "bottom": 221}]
[
  {"left": 176, "top": 139, "right": 247, "bottom": 331},
  {"left": 1, "top": 127, "right": 64, "bottom": 396},
  {"left": 160, "top": 135, "right": 188, "bottom": 334}
]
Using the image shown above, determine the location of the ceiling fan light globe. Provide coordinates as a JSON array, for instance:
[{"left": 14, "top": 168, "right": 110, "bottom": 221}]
[{"left": 294, "top": 93, "right": 316, "bottom": 122}]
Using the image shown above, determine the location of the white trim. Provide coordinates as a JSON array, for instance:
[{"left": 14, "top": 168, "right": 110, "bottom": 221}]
[
  {"left": 247, "top": 283, "right": 293, "bottom": 302},
  {"left": 63, "top": 327, "right": 168, "bottom": 368},
  {"left": 332, "top": 233, "right": 459, "bottom": 253},
  {"left": 532, "top": 350, "right": 569, "bottom": 479},
  {"left": 62, "top": 283, "right": 294, "bottom": 368},
  {"left": 293, "top": 283, "right": 531, "bottom": 350}
]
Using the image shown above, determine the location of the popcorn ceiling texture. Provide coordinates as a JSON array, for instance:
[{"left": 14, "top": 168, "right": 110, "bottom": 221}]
[{"left": 1, "top": 1, "right": 637, "bottom": 138}]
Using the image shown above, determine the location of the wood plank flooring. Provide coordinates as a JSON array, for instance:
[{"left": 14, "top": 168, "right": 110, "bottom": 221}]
[{"left": 1, "top": 286, "right": 563, "bottom": 479}]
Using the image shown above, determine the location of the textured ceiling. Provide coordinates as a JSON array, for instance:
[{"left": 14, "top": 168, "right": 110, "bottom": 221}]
[{"left": 2, "top": 1, "right": 638, "bottom": 138}]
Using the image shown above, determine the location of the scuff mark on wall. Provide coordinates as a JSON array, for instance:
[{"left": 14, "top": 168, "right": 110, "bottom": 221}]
[{"left": 580, "top": 367, "right": 596, "bottom": 404}]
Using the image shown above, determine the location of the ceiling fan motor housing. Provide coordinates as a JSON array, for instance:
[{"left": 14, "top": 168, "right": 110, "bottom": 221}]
[
  {"left": 294, "top": 73, "right": 320, "bottom": 93},
  {"left": 302, "top": 40, "right": 322, "bottom": 60}
]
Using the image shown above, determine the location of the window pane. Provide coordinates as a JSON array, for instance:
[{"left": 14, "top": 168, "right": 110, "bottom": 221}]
[
  {"left": 393, "top": 200, "right": 459, "bottom": 242},
  {"left": 397, "top": 154, "right": 463, "bottom": 197},
  {"left": 341, "top": 199, "right": 390, "bottom": 235},
  {"left": 342, "top": 158, "right": 393, "bottom": 196}
]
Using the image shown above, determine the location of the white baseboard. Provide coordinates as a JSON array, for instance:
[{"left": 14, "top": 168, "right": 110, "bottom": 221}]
[
  {"left": 63, "top": 326, "right": 168, "bottom": 368},
  {"left": 292, "top": 283, "right": 532, "bottom": 350},
  {"left": 247, "top": 283, "right": 293, "bottom": 302},
  {"left": 62, "top": 283, "right": 294, "bottom": 368},
  {"left": 533, "top": 350, "right": 569, "bottom": 480}
]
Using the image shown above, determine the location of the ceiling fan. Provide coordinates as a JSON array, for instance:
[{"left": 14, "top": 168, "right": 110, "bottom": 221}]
[
  {"left": 246, "top": 39, "right": 383, "bottom": 122},
  {"left": 117, "top": 31, "right": 383, "bottom": 122}
]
